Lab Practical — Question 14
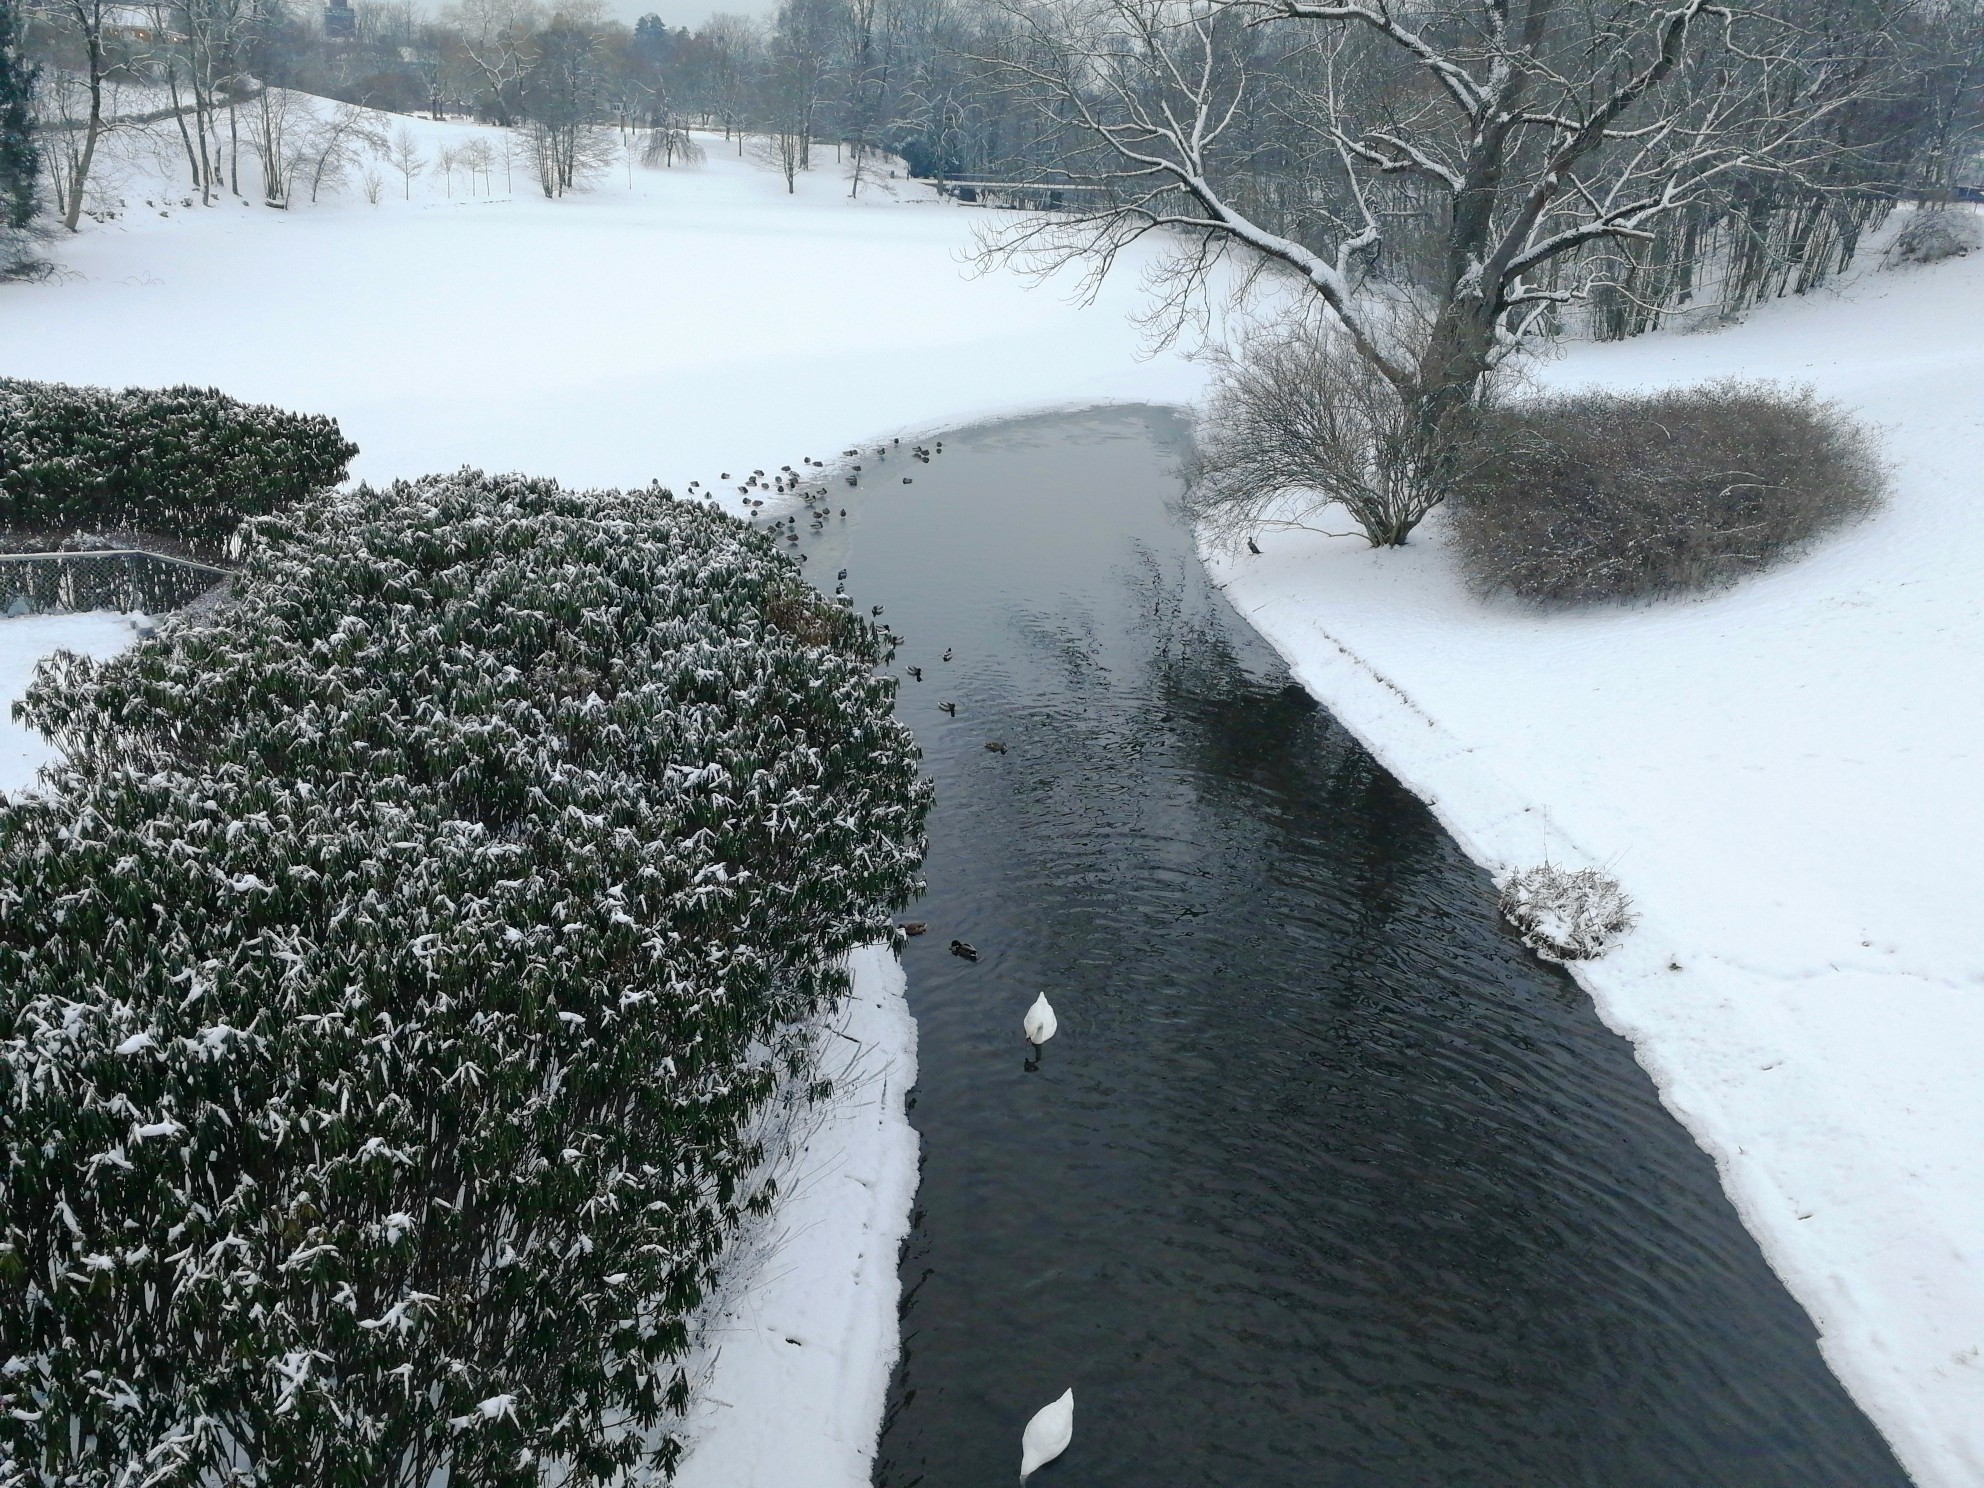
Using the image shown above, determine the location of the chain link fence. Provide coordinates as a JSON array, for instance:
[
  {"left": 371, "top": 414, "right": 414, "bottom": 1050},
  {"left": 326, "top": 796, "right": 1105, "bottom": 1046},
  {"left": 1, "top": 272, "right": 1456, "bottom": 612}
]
[{"left": 0, "top": 550, "right": 229, "bottom": 617}]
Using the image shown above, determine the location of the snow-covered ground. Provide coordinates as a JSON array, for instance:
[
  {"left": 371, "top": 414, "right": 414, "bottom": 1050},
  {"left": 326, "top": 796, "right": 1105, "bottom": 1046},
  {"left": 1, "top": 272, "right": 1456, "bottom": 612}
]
[
  {"left": 1, "top": 99, "right": 1204, "bottom": 504},
  {"left": 13, "top": 90, "right": 1984, "bottom": 1487},
  {"left": 1206, "top": 245, "right": 1984, "bottom": 1488},
  {"left": 672, "top": 944, "right": 917, "bottom": 1488}
]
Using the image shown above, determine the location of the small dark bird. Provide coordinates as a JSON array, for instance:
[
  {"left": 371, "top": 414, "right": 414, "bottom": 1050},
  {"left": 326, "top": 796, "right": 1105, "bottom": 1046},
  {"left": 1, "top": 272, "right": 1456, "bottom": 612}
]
[
  {"left": 893, "top": 436, "right": 901, "bottom": 444},
  {"left": 901, "top": 920, "right": 928, "bottom": 936},
  {"left": 1247, "top": 537, "right": 1261, "bottom": 555},
  {"left": 840, "top": 509, "right": 848, "bottom": 517},
  {"left": 838, "top": 568, "right": 848, "bottom": 580},
  {"left": 949, "top": 939, "right": 979, "bottom": 961},
  {"left": 721, "top": 472, "right": 731, "bottom": 479},
  {"left": 939, "top": 701, "right": 957, "bottom": 716},
  {"left": 941, "top": 647, "right": 954, "bottom": 662},
  {"left": 907, "top": 665, "right": 923, "bottom": 680},
  {"left": 985, "top": 741, "right": 1007, "bottom": 754},
  {"left": 903, "top": 477, "right": 914, "bottom": 484}
]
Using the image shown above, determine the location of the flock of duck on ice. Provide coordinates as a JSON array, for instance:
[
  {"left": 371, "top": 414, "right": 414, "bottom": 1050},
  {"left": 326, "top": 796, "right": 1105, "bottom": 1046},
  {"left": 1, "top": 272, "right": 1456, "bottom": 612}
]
[{"left": 690, "top": 433, "right": 1079, "bottom": 1480}]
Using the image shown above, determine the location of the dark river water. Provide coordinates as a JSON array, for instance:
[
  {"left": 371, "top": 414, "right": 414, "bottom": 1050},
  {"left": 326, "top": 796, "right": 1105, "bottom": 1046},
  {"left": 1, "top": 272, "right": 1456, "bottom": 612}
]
[{"left": 788, "top": 406, "right": 1903, "bottom": 1488}]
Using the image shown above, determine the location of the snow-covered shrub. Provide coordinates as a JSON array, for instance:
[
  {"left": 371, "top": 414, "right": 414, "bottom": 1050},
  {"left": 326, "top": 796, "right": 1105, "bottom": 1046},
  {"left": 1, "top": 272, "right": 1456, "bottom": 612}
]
[
  {"left": 1882, "top": 207, "right": 1981, "bottom": 268},
  {"left": 1498, "top": 864, "right": 1639, "bottom": 961},
  {"left": 0, "top": 378, "right": 357, "bottom": 553},
  {"left": 0, "top": 472, "right": 929, "bottom": 1487},
  {"left": 1445, "top": 380, "right": 1886, "bottom": 604}
]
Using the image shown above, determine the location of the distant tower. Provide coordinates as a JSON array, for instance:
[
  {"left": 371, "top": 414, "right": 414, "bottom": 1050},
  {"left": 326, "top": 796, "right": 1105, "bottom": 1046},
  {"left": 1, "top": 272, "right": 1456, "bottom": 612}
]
[{"left": 324, "top": 0, "right": 355, "bottom": 38}]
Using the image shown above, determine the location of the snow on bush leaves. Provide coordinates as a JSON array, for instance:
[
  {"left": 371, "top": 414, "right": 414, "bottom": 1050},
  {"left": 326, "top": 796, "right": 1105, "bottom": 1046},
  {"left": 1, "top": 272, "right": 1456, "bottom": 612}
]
[
  {"left": 0, "top": 471, "right": 929, "bottom": 1488},
  {"left": 0, "top": 378, "right": 356, "bottom": 554}
]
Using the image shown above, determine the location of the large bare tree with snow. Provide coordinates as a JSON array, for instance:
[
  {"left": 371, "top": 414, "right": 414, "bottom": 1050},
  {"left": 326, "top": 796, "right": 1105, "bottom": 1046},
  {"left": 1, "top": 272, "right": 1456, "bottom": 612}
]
[{"left": 974, "top": 0, "right": 1894, "bottom": 459}]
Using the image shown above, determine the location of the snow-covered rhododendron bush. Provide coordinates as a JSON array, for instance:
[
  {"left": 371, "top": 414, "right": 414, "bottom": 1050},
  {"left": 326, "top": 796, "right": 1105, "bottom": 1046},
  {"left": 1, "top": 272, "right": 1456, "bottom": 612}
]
[
  {"left": 0, "top": 378, "right": 356, "bottom": 554},
  {"left": 0, "top": 472, "right": 929, "bottom": 1486}
]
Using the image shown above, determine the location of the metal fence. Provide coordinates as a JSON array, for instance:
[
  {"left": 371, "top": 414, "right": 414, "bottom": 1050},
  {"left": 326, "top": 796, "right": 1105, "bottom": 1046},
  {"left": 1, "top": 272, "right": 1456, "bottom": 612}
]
[{"left": 0, "top": 549, "right": 229, "bottom": 616}]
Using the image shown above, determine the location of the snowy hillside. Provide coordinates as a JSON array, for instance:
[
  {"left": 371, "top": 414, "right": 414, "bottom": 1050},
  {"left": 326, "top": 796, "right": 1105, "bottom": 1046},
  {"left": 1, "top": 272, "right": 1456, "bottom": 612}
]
[{"left": 1209, "top": 240, "right": 1984, "bottom": 1488}]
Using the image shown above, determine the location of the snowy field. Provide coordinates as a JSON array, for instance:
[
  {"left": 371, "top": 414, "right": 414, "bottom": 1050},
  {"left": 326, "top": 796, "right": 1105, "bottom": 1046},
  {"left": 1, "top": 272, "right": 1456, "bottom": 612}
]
[
  {"left": 0, "top": 104, "right": 1204, "bottom": 502},
  {"left": 8, "top": 90, "right": 1983, "bottom": 1488},
  {"left": 1208, "top": 245, "right": 1984, "bottom": 1487}
]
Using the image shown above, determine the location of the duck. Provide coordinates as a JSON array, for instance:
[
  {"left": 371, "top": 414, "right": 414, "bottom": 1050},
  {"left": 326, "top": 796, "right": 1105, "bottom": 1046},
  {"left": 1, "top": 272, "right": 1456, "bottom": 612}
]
[
  {"left": 984, "top": 740, "right": 1007, "bottom": 753},
  {"left": 906, "top": 665, "right": 923, "bottom": 681},
  {"left": 949, "top": 939, "right": 978, "bottom": 961},
  {"left": 941, "top": 647, "right": 954, "bottom": 662},
  {"left": 939, "top": 701, "right": 957, "bottom": 716},
  {"left": 1023, "top": 992, "right": 1057, "bottom": 1046},
  {"left": 1020, "top": 1389, "right": 1073, "bottom": 1481},
  {"left": 900, "top": 921, "right": 928, "bottom": 936}
]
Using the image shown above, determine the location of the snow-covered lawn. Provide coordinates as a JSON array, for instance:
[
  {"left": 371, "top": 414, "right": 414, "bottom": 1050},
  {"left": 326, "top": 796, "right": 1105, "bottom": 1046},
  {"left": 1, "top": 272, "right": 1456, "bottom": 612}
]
[
  {"left": 0, "top": 108, "right": 1202, "bottom": 499},
  {"left": 1208, "top": 247, "right": 1984, "bottom": 1488}
]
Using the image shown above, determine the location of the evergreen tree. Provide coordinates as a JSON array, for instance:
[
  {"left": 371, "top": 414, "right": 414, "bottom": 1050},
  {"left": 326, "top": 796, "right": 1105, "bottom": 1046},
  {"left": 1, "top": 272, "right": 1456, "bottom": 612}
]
[{"left": 0, "top": 0, "right": 38, "bottom": 273}]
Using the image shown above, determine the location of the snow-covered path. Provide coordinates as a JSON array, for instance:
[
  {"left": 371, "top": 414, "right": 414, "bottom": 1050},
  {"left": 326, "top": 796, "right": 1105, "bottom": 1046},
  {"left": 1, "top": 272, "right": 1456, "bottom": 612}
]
[{"left": 1208, "top": 247, "right": 1984, "bottom": 1488}]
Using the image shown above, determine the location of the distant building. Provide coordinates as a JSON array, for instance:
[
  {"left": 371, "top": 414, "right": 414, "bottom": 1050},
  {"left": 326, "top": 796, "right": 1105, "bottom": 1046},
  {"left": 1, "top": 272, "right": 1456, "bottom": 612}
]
[
  {"left": 102, "top": 3, "right": 160, "bottom": 42},
  {"left": 324, "top": 0, "right": 356, "bottom": 39}
]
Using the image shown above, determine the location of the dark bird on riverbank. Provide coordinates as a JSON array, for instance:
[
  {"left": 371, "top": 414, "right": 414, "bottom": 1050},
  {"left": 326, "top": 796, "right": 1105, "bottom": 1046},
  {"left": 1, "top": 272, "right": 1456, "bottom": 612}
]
[
  {"left": 939, "top": 701, "right": 956, "bottom": 716},
  {"left": 1248, "top": 538, "right": 1261, "bottom": 555},
  {"left": 907, "top": 665, "right": 922, "bottom": 680},
  {"left": 985, "top": 741, "right": 1007, "bottom": 753},
  {"left": 901, "top": 921, "right": 927, "bottom": 935},
  {"left": 942, "top": 647, "right": 953, "bottom": 662},
  {"left": 949, "top": 939, "right": 979, "bottom": 961}
]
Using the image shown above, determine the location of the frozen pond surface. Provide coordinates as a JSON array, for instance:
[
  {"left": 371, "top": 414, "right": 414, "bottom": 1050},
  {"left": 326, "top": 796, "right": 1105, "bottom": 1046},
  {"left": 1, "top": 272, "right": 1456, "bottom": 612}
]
[{"left": 801, "top": 407, "right": 1903, "bottom": 1487}]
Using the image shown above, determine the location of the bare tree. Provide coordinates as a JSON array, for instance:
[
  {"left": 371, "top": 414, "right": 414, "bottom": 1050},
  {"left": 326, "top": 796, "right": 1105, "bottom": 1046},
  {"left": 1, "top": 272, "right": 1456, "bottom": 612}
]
[
  {"left": 247, "top": 83, "right": 301, "bottom": 204},
  {"left": 30, "top": 0, "right": 115, "bottom": 228},
  {"left": 974, "top": 0, "right": 1894, "bottom": 538},
  {"left": 386, "top": 121, "right": 425, "bottom": 196},
  {"left": 299, "top": 102, "right": 389, "bottom": 202},
  {"left": 443, "top": 0, "right": 540, "bottom": 125},
  {"left": 461, "top": 133, "right": 496, "bottom": 190}
]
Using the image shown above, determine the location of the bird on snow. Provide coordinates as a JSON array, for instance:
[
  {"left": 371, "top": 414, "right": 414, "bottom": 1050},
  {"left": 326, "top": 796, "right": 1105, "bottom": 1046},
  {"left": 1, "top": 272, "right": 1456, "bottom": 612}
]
[
  {"left": 1247, "top": 537, "right": 1261, "bottom": 555},
  {"left": 939, "top": 701, "right": 957, "bottom": 716},
  {"left": 1023, "top": 992, "right": 1057, "bottom": 1046},
  {"left": 1020, "top": 1389, "right": 1073, "bottom": 1481},
  {"left": 949, "top": 939, "right": 979, "bottom": 961}
]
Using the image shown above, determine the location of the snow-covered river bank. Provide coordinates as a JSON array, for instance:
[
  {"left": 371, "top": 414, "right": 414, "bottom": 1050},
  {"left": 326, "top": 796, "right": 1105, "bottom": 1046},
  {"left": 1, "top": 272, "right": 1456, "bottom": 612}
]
[{"left": 1206, "top": 250, "right": 1984, "bottom": 1486}]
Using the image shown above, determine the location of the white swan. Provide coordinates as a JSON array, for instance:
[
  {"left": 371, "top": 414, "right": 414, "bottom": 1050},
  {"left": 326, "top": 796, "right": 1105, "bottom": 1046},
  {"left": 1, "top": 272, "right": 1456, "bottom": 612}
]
[
  {"left": 1023, "top": 992, "right": 1058, "bottom": 1046},
  {"left": 1020, "top": 1387, "right": 1074, "bottom": 1481}
]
